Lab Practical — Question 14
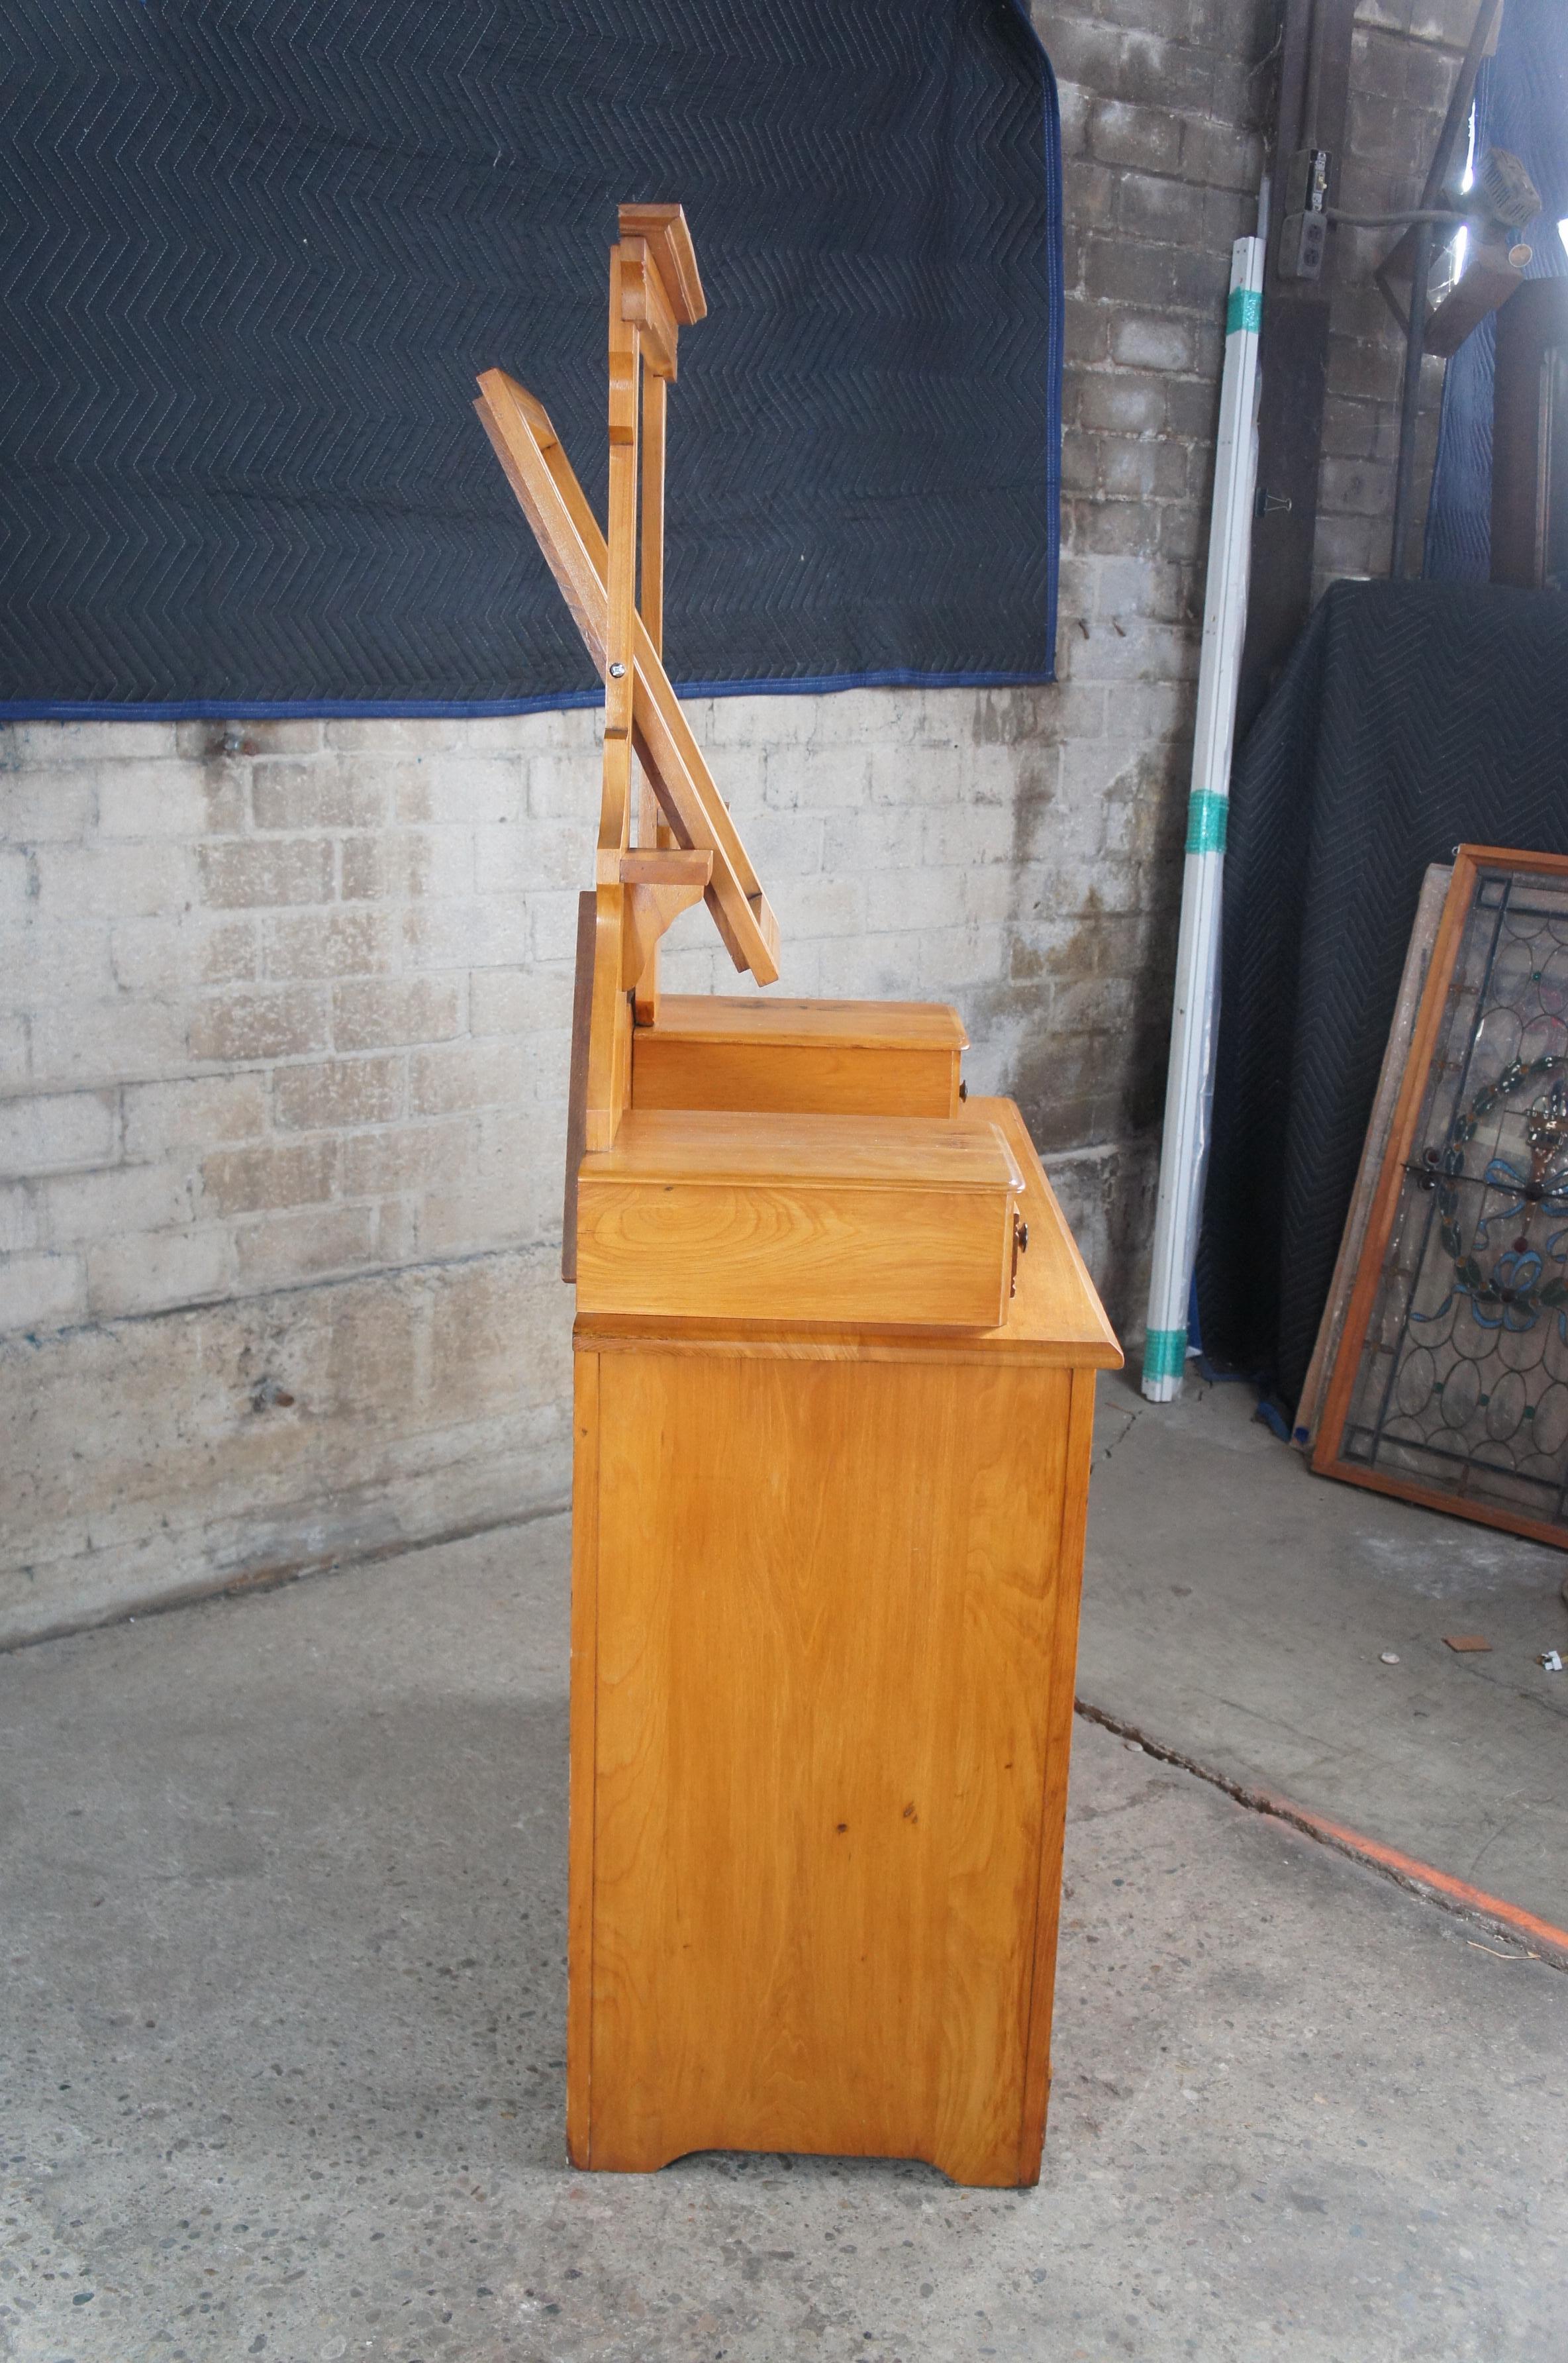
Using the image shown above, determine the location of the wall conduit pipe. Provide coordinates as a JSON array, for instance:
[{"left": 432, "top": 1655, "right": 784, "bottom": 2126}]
[{"left": 1140, "top": 232, "right": 1265, "bottom": 1401}]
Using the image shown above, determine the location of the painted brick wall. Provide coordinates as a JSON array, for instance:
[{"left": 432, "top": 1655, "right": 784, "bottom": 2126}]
[
  {"left": 1030, "top": 0, "right": 1271, "bottom": 1164},
  {"left": 0, "top": 676, "right": 1192, "bottom": 1641},
  {"left": 2, "top": 0, "right": 1457, "bottom": 1641}
]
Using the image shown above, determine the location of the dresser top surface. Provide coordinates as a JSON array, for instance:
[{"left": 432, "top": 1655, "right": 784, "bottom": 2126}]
[
  {"left": 650, "top": 995, "right": 968, "bottom": 1053},
  {"left": 576, "top": 1097, "right": 1122, "bottom": 1370},
  {"left": 579, "top": 1107, "right": 1020, "bottom": 1193}
]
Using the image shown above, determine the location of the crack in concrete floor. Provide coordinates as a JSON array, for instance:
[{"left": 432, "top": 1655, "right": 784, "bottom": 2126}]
[{"left": 1079, "top": 1372, "right": 1568, "bottom": 1935}]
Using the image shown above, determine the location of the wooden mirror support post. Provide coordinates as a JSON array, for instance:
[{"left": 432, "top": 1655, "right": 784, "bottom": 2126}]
[
  {"left": 476, "top": 209, "right": 778, "bottom": 1270},
  {"left": 476, "top": 207, "right": 1121, "bottom": 2187}
]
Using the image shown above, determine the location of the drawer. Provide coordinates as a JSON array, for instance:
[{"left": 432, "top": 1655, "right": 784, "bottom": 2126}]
[
  {"left": 632, "top": 995, "right": 965, "bottom": 1118},
  {"left": 575, "top": 1109, "right": 1023, "bottom": 1331}
]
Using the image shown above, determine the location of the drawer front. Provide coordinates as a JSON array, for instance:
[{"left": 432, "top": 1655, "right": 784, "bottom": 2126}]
[
  {"left": 575, "top": 1176, "right": 1014, "bottom": 1330},
  {"left": 632, "top": 1032, "right": 959, "bottom": 1118}
]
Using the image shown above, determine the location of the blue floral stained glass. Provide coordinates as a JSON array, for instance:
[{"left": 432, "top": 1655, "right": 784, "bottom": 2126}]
[{"left": 1341, "top": 861, "right": 1568, "bottom": 1531}]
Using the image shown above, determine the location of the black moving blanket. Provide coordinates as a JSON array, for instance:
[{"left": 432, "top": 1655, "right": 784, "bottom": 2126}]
[
  {"left": 1, "top": 0, "right": 1061, "bottom": 717},
  {"left": 1199, "top": 580, "right": 1568, "bottom": 1416}
]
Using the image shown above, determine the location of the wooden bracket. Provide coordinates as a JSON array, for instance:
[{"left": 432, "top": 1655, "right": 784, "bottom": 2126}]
[{"left": 620, "top": 848, "right": 713, "bottom": 990}]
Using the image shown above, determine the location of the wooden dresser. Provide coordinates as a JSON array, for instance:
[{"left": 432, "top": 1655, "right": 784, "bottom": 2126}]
[
  {"left": 569, "top": 1087, "right": 1119, "bottom": 2186},
  {"left": 476, "top": 203, "right": 1120, "bottom": 2187}
]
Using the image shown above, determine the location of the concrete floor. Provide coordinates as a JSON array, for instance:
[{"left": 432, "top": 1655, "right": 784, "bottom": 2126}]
[
  {"left": 1081, "top": 1375, "right": 1568, "bottom": 1933},
  {"left": 3, "top": 1521, "right": 1567, "bottom": 2362}
]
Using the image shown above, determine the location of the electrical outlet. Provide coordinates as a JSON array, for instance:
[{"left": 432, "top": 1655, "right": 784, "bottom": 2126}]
[
  {"left": 1279, "top": 148, "right": 1330, "bottom": 282},
  {"left": 1279, "top": 210, "right": 1328, "bottom": 281}
]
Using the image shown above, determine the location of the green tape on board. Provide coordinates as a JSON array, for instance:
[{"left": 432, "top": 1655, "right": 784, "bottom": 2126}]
[
  {"left": 1226, "top": 287, "right": 1262, "bottom": 335},
  {"left": 1185, "top": 790, "right": 1228, "bottom": 854},
  {"left": 1142, "top": 1327, "right": 1188, "bottom": 1383}
]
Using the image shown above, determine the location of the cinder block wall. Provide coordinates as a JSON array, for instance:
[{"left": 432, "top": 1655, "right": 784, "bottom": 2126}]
[
  {"left": 0, "top": 0, "right": 1461, "bottom": 1643},
  {"left": 0, "top": 687, "right": 1169, "bottom": 1642}
]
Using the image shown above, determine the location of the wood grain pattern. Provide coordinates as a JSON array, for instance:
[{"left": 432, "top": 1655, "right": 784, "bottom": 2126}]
[
  {"left": 569, "top": 1094, "right": 1116, "bottom": 2186},
  {"left": 566, "top": 1348, "right": 601, "bottom": 2167},
  {"left": 633, "top": 1034, "right": 959, "bottom": 1116},
  {"left": 1016, "top": 1361, "right": 1099, "bottom": 2183},
  {"left": 620, "top": 851, "right": 713, "bottom": 885},
  {"left": 619, "top": 849, "right": 711, "bottom": 988},
  {"left": 492, "top": 204, "right": 1116, "bottom": 2188},
  {"left": 560, "top": 888, "right": 597, "bottom": 1283},
  {"left": 473, "top": 370, "right": 779, "bottom": 985},
  {"left": 579, "top": 1107, "right": 1020, "bottom": 1187},
  {"left": 633, "top": 995, "right": 965, "bottom": 1117},
  {"left": 584, "top": 240, "right": 642, "bottom": 1156},
  {"left": 633, "top": 362, "right": 670, "bottom": 1023},
  {"left": 617, "top": 201, "right": 707, "bottom": 325},
  {"left": 582, "top": 1348, "right": 1078, "bottom": 2184},
  {"left": 583, "top": 885, "right": 631, "bottom": 1156},
  {"left": 577, "top": 1099, "right": 1124, "bottom": 1370},
  {"left": 648, "top": 995, "right": 969, "bottom": 1051},
  {"left": 577, "top": 1180, "right": 1012, "bottom": 1331},
  {"left": 638, "top": 366, "right": 668, "bottom": 680},
  {"left": 619, "top": 236, "right": 679, "bottom": 380},
  {"left": 575, "top": 1111, "right": 1023, "bottom": 1332}
]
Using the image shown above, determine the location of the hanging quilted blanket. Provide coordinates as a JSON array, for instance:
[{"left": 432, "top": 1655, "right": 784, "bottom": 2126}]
[{"left": 0, "top": 0, "right": 1061, "bottom": 717}]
